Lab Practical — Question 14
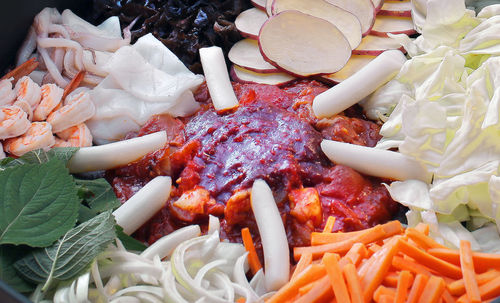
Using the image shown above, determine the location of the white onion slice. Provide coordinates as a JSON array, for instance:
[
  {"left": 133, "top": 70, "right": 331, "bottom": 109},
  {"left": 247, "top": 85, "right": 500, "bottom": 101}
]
[
  {"left": 113, "top": 176, "right": 172, "bottom": 235},
  {"left": 199, "top": 46, "right": 239, "bottom": 112},
  {"left": 250, "top": 179, "right": 289, "bottom": 291},
  {"left": 313, "top": 49, "right": 406, "bottom": 118},
  {"left": 141, "top": 225, "right": 201, "bottom": 260},
  {"left": 321, "top": 139, "right": 432, "bottom": 183},
  {"left": 68, "top": 131, "right": 167, "bottom": 173}
]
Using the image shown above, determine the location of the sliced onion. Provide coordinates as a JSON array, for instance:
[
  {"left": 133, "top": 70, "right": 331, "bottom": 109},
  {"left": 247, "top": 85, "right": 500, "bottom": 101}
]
[
  {"left": 75, "top": 273, "right": 90, "bottom": 302},
  {"left": 141, "top": 225, "right": 201, "bottom": 260},
  {"left": 250, "top": 179, "right": 290, "bottom": 291}
]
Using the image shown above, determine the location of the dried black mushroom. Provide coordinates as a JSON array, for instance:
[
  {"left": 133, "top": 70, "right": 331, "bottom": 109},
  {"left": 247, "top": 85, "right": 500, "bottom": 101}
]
[{"left": 90, "top": 0, "right": 251, "bottom": 74}]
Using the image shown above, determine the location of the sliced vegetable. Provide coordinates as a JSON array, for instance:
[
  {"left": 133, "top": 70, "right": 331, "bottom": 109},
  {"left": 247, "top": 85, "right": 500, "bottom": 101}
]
[
  {"left": 140, "top": 225, "right": 200, "bottom": 260},
  {"left": 322, "top": 216, "right": 336, "bottom": 233},
  {"left": 407, "top": 274, "right": 430, "bottom": 303},
  {"left": 235, "top": 8, "right": 268, "bottom": 40},
  {"left": 379, "top": 1, "right": 412, "bottom": 17},
  {"left": 251, "top": 0, "right": 266, "bottom": 10},
  {"left": 343, "top": 263, "right": 363, "bottom": 303},
  {"left": 324, "top": 0, "right": 376, "bottom": 35},
  {"left": 230, "top": 64, "right": 296, "bottom": 86},
  {"left": 320, "top": 139, "right": 432, "bottom": 182},
  {"left": 241, "top": 227, "right": 262, "bottom": 276},
  {"left": 459, "top": 240, "right": 481, "bottom": 303},
  {"left": 228, "top": 39, "right": 279, "bottom": 73},
  {"left": 271, "top": 0, "right": 362, "bottom": 49},
  {"left": 251, "top": 179, "right": 289, "bottom": 291},
  {"left": 68, "top": 131, "right": 167, "bottom": 173},
  {"left": 313, "top": 49, "right": 406, "bottom": 118},
  {"left": 199, "top": 46, "right": 239, "bottom": 112},
  {"left": 291, "top": 253, "right": 312, "bottom": 281},
  {"left": 370, "top": 16, "right": 417, "bottom": 37},
  {"left": 323, "top": 253, "right": 350, "bottom": 303},
  {"left": 371, "top": 0, "right": 384, "bottom": 12},
  {"left": 353, "top": 35, "right": 405, "bottom": 55},
  {"left": 321, "top": 55, "right": 376, "bottom": 84},
  {"left": 418, "top": 276, "right": 445, "bottom": 303},
  {"left": 113, "top": 176, "right": 171, "bottom": 235},
  {"left": 258, "top": 10, "right": 351, "bottom": 77}
]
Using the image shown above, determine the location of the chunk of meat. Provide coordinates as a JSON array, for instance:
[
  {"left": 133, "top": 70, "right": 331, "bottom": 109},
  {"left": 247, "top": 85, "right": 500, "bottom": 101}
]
[{"left": 288, "top": 188, "right": 323, "bottom": 227}]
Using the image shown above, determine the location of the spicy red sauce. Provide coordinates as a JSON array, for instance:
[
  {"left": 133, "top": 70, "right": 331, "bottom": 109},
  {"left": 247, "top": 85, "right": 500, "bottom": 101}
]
[{"left": 108, "top": 80, "right": 399, "bottom": 250}]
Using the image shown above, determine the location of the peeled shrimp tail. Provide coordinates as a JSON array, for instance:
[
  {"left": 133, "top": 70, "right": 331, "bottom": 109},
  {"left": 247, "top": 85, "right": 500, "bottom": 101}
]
[
  {"left": 33, "top": 83, "right": 64, "bottom": 122},
  {"left": 4, "top": 122, "right": 55, "bottom": 156},
  {"left": 47, "top": 91, "right": 95, "bottom": 132},
  {"left": 16, "top": 26, "right": 37, "bottom": 67},
  {"left": 14, "top": 76, "right": 42, "bottom": 109},
  {"left": 0, "top": 79, "right": 16, "bottom": 107},
  {"left": 0, "top": 105, "right": 31, "bottom": 140}
]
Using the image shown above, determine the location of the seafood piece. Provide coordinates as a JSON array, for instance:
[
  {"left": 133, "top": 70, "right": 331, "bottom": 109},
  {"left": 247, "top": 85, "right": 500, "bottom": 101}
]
[
  {"left": 3, "top": 122, "right": 55, "bottom": 156},
  {"left": 46, "top": 90, "right": 95, "bottom": 132},
  {"left": 54, "top": 123, "right": 92, "bottom": 147},
  {"left": 0, "top": 105, "right": 31, "bottom": 140},
  {"left": 14, "top": 76, "right": 42, "bottom": 109},
  {"left": 33, "top": 84, "right": 64, "bottom": 121},
  {"left": 0, "top": 79, "right": 16, "bottom": 106},
  {"left": 13, "top": 100, "right": 33, "bottom": 121},
  {"left": 3, "top": 57, "right": 39, "bottom": 84},
  {"left": 0, "top": 143, "right": 5, "bottom": 159}
]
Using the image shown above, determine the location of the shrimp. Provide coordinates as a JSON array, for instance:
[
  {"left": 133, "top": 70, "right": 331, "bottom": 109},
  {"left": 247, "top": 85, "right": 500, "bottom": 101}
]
[
  {"left": 33, "top": 84, "right": 63, "bottom": 121},
  {"left": 0, "top": 105, "right": 31, "bottom": 140},
  {"left": 0, "top": 79, "right": 16, "bottom": 106},
  {"left": 54, "top": 123, "right": 92, "bottom": 147},
  {"left": 3, "top": 122, "right": 55, "bottom": 156},
  {"left": 14, "top": 76, "right": 42, "bottom": 109},
  {"left": 47, "top": 90, "right": 95, "bottom": 132}
]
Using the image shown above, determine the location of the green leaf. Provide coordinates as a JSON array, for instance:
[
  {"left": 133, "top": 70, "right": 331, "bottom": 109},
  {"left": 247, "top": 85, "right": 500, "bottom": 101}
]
[
  {"left": 75, "top": 178, "right": 121, "bottom": 223},
  {"left": 116, "top": 225, "right": 147, "bottom": 252},
  {"left": 0, "top": 245, "right": 34, "bottom": 293},
  {"left": 0, "top": 159, "right": 80, "bottom": 247},
  {"left": 0, "top": 147, "right": 78, "bottom": 170},
  {"left": 14, "top": 211, "right": 116, "bottom": 291}
]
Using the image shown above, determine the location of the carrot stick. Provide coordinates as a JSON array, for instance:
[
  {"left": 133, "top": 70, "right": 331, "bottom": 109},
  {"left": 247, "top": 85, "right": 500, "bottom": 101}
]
[
  {"left": 378, "top": 294, "right": 395, "bottom": 303},
  {"left": 392, "top": 255, "right": 434, "bottom": 277},
  {"left": 311, "top": 220, "right": 403, "bottom": 246},
  {"left": 441, "top": 289, "right": 456, "bottom": 303},
  {"left": 414, "top": 222, "right": 430, "bottom": 235},
  {"left": 407, "top": 274, "right": 430, "bottom": 303},
  {"left": 292, "top": 252, "right": 313, "bottom": 281},
  {"left": 236, "top": 298, "right": 246, "bottom": 303},
  {"left": 241, "top": 227, "right": 262, "bottom": 276},
  {"left": 459, "top": 240, "right": 481, "bottom": 303},
  {"left": 383, "top": 272, "right": 399, "bottom": 288},
  {"left": 339, "top": 243, "right": 367, "bottom": 268},
  {"left": 267, "top": 264, "right": 326, "bottom": 303},
  {"left": 427, "top": 248, "right": 500, "bottom": 272},
  {"left": 368, "top": 243, "right": 382, "bottom": 254},
  {"left": 373, "top": 286, "right": 396, "bottom": 302},
  {"left": 298, "top": 281, "right": 316, "bottom": 295},
  {"left": 295, "top": 276, "right": 334, "bottom": 303},
  {"left": 405, "top": 228, "right": 448, "bottom": 250},
  {"left": 398, "top": 240, "right": 462, "bottom": 279},
  {"left": 1, "top": 57, "right": 39, "bottom": 83},
  {"left": 476, "top": 275, "right": 500, "bottom": 301},
  {"left": 418, "top": 276, "right": 446, "bottom": 303},
  {"left": 343, "top": 263, "right": 364, "bottom": 303},
  {"left": 323, "top": 253, "right": 351, "bottom": 303},
  {"left": 323, "top": 216, "right": 336, "bottom": 233},
  {"left": 395, "top": 270, "right": 412, "bottom": 303},
  {"left": 448, "top": 270, "right": 500, "bottom": 296},
  {"left": 359, "top": 236, "right": 401, "bottom": 302}
]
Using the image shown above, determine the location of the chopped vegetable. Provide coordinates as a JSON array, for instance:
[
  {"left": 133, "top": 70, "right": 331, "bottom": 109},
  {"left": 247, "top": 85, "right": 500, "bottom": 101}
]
[
  {"left": 323, "top": 253, "right": 350, "bottom": 303},
  {"left": 241, "top": 227, "right": 262, "bottom": 276},
  {"left": 459, "top": 240, "right": 481, "bottom": 303}
]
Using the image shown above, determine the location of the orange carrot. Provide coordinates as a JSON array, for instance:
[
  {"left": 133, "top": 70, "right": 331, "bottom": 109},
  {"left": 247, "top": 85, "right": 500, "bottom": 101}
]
[
  {"left": 392, "top": 255, "right": 434, "bottom": 277},
  {"left": 298, "top": 281, "right": 316, "bottom": 295},
  {"left": 405, "top": 228, "right": 448, "bottom": 250},
  {"left": 295, "top": 276, "right": 333, "bottom": 303},
  {"left": 368, "top": 243, "right": 382, "bottom": 254},
  {"left": 340, "top": 243, "right": 368, "bottom": 268},
  {"left": 414, "top": 222, "right": 430, "bottom": 235},
  {"left": 235, "top": 298, "right": 246, "bottom": 303},
  {"left": 476, "top": 275, "right": 500, "bottom": 301},
  {"left": 323, "top": 216, "right": 336, "bottom": 233},
  {"left": 441, "top": 289, "right": 456, "bottom": 303},
  {"left": 418, "top": 276, "right": 446, "bottom": 303},
  {"left": 407, "top": 274, "right": 430, "bottom": 303},
  {"left": 311, "top": 220, "right": 403, "bottom": 246},
  {"left": 448, "top": 270, "right": 500, "bottom": 296},
  {"left": 428, "top": 248, "right": 500, "bottom": 272},
  {"left": 398, "top": 240, "right": 462, "bottom": 279},
  {"left": 459, "top": 240, "right": 481, "bottom": 303},
  {"left": 267, "top": 264, "right": 326, "bottom": 303},
  {"left": 292, "top": 252, "right": 313, "bottom": 281},
  {"left": 323, "top": 253, "right": 351, "bottom": 303},
  {"left": 241, "top": 227, "right": 262, "bottom": 275},
  {"left": 343, "top": 263, "right": 364, "bottom": 303},
  {"left": 378, "top": 294, "right": 395, "bottom": 303},
  {"left": 359, "top": 236, "right": 401, "bottom": 302},
  {"left": 373, "top": 286, "right": 396, "bottom": 302},
  {"left": 395, "top": 270, "right": 412, "bottom": 303},
  {"left": 383, "top": 272, "right": 399, "bottom": 288}
]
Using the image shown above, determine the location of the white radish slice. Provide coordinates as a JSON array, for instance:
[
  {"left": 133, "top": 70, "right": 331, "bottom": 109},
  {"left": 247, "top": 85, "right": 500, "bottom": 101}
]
[
  {"left": 313, "top": 49, "right": 406, "bottom": 118},
  {"left": 113, "top": 176, "right": 172, "bottom": 235},
  {"left": 228, "top": 39, "right": 279, "bottom": 73},
  {"left": 199, "top": 46, "right": 239, "bottom": 112},
  {"left": 370, "top": 16, "right": 417, "bottom": 37},
  {"left": 321, "top": 55, "right": 376, "bottom": 84},
  {"left": 235, "top": 8, "right": 268, "bottom": 40},
  {"left": 371, "top": 0, "right": 384, "bottom": 12},
  {"left": 259, "top": 11, "right": 351, "bottom": 77},
  {"left": 321, "top": 140, "right": 432, "bottom": 182},
  {"left": 68, "top": 131, "right": 167, "bottom": 173},
  {"left": 271, "top": 0, "right": 362, "bottom": 50},
  {"left": 265, "top": 0, "right": 273, "bottom": 16},
  {"left": 324, "top": 0, "right": 376, "bottom": 35},
  {"left": 352, "top": 35, "right": 405, "bottom": 55},
  {"left": 251, "top": 0, "right": 266, "bottom": 10},
  {"left": 379, "top": 1, "right": 412, "bottom": 17},
  {"left": 251, "top": 179, "right": 290, "bottom": 291},
  {"left": 230, "top": 65, "right": 296, "bottom": 86}
]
